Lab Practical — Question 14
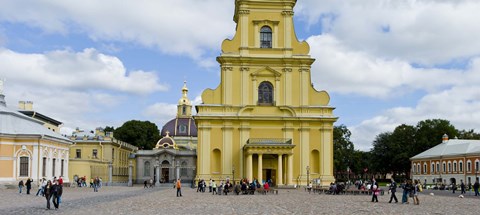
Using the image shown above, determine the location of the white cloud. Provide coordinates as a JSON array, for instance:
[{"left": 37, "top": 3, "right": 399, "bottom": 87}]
[
  {"left": 0, "top": 48, "right": 167, "bottom": 94},
  {"left": 297, "top": 0, "right": 480, "bottom": 66},
  {"left": 349, "top": 58, "right": 480, "bottom": 150},
  {"left": 308, "top": 34, "right": 464, "bottom": 98},
  {"left": 142, "top": 103, "right": 177, "bottom": 129},
  {"left": 0, "top": 0, "right": 235, "bottom": 64}
]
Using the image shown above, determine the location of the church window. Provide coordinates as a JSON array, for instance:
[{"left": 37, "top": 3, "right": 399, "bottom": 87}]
[
  {"left": 144, "top": 161, "right": 151, "bottom": 177},
  {"left": 260, "top": 26, "right": 272, "bottom": 48},
  {"left": 19, "top": 157, "right": 29, "bottom": 177},
  {"left": 258, "top": 81, "right": 273, "bottom": 105},
  {"left": 179, "top": 124, "right": 187, "bottom": 134},
  {"left": 92, "top": 149, "right": 98, "bottom": 159},
  {"left": 61, "top": 159, "right": 64, "bottom": 176},
  {"left": 52, "top": 158, "right": 56, "bottom": 176},
  {"left": 182, "top": 105, "right": 186, "bottom": 115},
  {"left": 42, "top": 157, "right": 47, "bottom": 177},
  {"left": 181, "top": 161, "right": 188, "bottom": 176}
]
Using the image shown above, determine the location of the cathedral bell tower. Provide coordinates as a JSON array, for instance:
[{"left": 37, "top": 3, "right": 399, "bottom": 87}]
[
  {"left": 195, "top": 0, "right": 337, "bottom": 186},
  {"left": 177, "top": 81, "right": 192, "bottom": 118}
]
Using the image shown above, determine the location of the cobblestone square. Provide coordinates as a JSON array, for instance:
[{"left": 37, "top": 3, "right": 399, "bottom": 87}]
[{"left": 1, "top": 186, "right": 479, "bottom": 215}]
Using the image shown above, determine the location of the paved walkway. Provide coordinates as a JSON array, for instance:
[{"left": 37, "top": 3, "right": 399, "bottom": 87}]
[{"left": 1, "top": 186, "right": 479, "bottom": 214}]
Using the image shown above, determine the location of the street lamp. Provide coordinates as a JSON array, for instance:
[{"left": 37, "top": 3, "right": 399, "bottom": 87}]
[
  {"left": 306, "top": 166, "right": 310, "bottom": 186},
  {"left": 347, "top": 167, "right": 350, "bottom": 185},
  {"left": 232, "top": 165, "right": 235, "bottom": 184}
]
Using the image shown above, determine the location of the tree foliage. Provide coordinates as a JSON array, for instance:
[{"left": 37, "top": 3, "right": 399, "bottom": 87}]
[
  {"left": 333, "top": 125, "right": 355, "bottom": 173},
  {"left": 113, "top": 120, "right": 160, "bottom": 150},
  {"left": 369, "top": 119, "right": 464, "bottom": 177},
  {"left": 104, "top": 126, "right": 115, "bottom": 133}
]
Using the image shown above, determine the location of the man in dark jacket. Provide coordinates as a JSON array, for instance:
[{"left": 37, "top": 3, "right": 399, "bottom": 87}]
[
  {"left": 52, "top": 181, "right": 63, "bottom": 210},
  {"left": 388, "top": 178, "right": 398, "bottom": 203},
  {"left": 25, "top": 178, "right": 33, "bottom": 194},
  {"left": 474, "top": 180, "right": 480, "bottom": 196}
]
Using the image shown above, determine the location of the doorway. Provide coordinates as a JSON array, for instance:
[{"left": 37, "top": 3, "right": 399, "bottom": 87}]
[
  {"left": 161, "top": 168, "right": 169, "bottom": 183},
  {"left": 265, "top": 169, "right": 276, "bottom": 186}
]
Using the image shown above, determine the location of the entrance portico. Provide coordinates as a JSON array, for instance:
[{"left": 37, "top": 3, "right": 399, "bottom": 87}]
[{"left": 244, "top": 138, "right": 295, "bottom": 186}]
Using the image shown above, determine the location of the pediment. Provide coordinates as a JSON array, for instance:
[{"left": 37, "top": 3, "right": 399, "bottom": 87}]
[{"left": 251, "top": 67, "right": 281, "bottom": 77}]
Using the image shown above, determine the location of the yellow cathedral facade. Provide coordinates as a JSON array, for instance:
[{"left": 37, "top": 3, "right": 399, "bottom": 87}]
[{"left": 195, "top": 0, "right": 337, "bottom": 187}]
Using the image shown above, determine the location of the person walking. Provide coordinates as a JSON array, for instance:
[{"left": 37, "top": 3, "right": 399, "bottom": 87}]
[
  {"left": 18, "top": 180, "right": 24, "bottom": 194},
  {"left": 209, "top": 179, "right": 212, "bottom": 193},
  {"left": 36, "top": 178, "right": 46, "bottom": 196},
  {"left": 212, "top": 180, "right": 217, "bottom": 195},
  {"left": 388, "top": 178, "right": 399, "bottom": 203},
  {"left": 371, "top": 184, "right": 379, "bottom": 202},
  {"left": 44, "top": 180, "right": 53, "bottom": 210},
  {"left": 460, "top": 180, "right": 466, "bottom": 194},
  {"left": 93, "top": 177, "right": 99, "bottom": 192},
  {"left": 25, "top": 178, "right": 33, "bottom": 194},
  {"left": 413, "top": 180, "right": 420, "bottom": 205},
  {"left": 474, "top": 180, "right": 480, "bottom": 196},
  {"left": 401, "top": 180, "right": 412, "bottom": 204},
  {"left": 176, "top": 178, "right": 182, "bottom": 197},
  {"left": 51, "top": 180, "right": 62, "bottom": 210}
]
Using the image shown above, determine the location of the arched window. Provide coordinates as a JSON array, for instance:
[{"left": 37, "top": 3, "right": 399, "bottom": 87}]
[
  {"left": 436, "top": 162, "right": 440, "bottom": 172},
  {"left": 448, "top": 162, "right": 451, "bottom": 172},
  {"left": 181, "top": 161, "right": 188, "bottom": 176},
  {"left": 431, "top": 163, "right": 435, "bottom": 173},
  {"left": 467, "top": 161, "right": 471, "bottom": 172},
  {"left": 459, "top": 161, "right": 463, "bottom": 172},
  {"left": 144, "top": 161, "right": 151, "bottom": 177},
  {"left": 258, "top": 81, "right": 273, "bottom": 105},
  {"left": 417, "top": 164, "right": 420, "bottom": 174},
  {"left": 453, "top": 161, "right": 457, "bottom": 172},
  {"left": 19, "top": 156, "right": 29, "bottom": 177},
  {"left": 423, "top": 163, "right": 427, "bottom": 174},
  {"left": 413, "top": 164, "right": 416, "bottom": 173},
  {"left": 443, "top": 162, "right": 446, "bottom": 173},
  {"left": 182, "top": 105, "right": 186, "bottom": 115},
  {"left": 260, "top": 26, "right": 272, "bottom": 48},
  {"left": 476, "top": 160, "right": 480, "bottom": 172}
]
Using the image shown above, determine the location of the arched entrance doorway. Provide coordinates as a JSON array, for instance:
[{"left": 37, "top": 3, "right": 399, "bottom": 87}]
[{"left": 161, "top": 160, "right": 170, "bottom": 183}]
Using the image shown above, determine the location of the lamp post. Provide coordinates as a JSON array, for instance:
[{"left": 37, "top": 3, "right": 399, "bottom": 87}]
[
  {"left": 347, "top": 167, "right": 350, "bottom": 185},
  {"left": 232, "top": 165, "right": 235, "bottom": 184},
  {"left": 306, "top": 166, "right": 310, "bottom": 186}
]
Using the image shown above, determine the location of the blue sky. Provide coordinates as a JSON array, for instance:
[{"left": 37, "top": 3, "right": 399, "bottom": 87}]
[{"left": 1, "top": 0, "right": 480, "bottom": 150}]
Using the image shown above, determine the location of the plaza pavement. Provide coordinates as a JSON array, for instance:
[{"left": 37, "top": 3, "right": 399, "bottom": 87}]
[{"left": 1, "top": 185, "right": 479, "bottom": 215}]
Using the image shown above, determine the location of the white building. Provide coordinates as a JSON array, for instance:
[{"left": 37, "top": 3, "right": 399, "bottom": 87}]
[
  {"left": 0, "top": 85, "right": 72, "bottom": 185},
  {"left": 411, "top": 135, "right": 480, "bottom": 185}
]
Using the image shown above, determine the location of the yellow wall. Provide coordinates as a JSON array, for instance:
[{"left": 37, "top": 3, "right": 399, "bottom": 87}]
[
  {"left": 68, "top": 138, "right": 136, "bottom": 184},
  {"left": 196, "top": 0, "right": 337, "bottom": 186}
]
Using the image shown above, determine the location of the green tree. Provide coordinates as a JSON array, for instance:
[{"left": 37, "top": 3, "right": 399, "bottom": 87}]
[
  {"left": 114, "top": 120, "right": 160, "bottom": 150},
  {"left": 333, "top": 125, "right": 355, "bottom": 179},
  {"left": 457, "top": 129, "right": 480, "bottom": 139},
  {"left": 414, "top": 119, "right": 457, "bottom": 153},
  {"left": 104, "top": 126, "right": 115, "bottom": 133}
]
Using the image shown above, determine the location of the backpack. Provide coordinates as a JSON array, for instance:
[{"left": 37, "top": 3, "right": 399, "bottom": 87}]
[{"left": 418, "top": 184, "right": 423, "bottom": 192}]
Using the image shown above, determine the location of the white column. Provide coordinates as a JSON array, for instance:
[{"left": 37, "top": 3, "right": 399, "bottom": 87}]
[
  {"left": 247, "top": 154, "right": 253, "bottom": 182},
  {"left": 277, "top": 154, "right": 283, "bottom": 185},
  {"left": 128, "top": 161, "right": 133, "bottom": 187},
  {"left": 108, "top": 163, "right": 113, "bottom": 186},
  {"left": 155, "top": 165, "right": 160, "bottom": 186},
  {"left": 258, "top": 154, "right": 263, "bottom": 184},
  {"left": 287, "top": 154, "right": 293, "bottom": 185}
]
